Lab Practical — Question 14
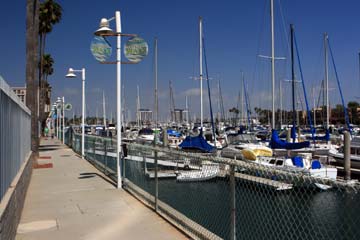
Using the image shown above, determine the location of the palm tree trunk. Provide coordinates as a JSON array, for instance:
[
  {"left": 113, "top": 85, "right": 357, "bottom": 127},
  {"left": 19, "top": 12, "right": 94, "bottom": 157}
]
[
  {"left": 26, "top": 0, "right": 39, "bottom": 155},
  {"left": 39, "top": 33, "right": 46, "bottom": 133}
]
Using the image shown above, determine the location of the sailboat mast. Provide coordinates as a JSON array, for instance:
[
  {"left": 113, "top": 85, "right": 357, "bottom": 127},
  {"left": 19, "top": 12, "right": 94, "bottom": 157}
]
[
  {"left": 185, "top": 95, "right": 189, "bottom": 124},
  {"left": 291, "top": 24, "right": 296, "bottom": 142},
  {"left": 358, "top": 52, "right": 360, "bottom": 87},
  {"left": 240, "top": 72, "right": 245, "bottom": 125},
  {"left": 312, "top": 87, "right": 316, "bottom": 126},
  {"left": 103, "top": 91, "right": 106, "bottom": 127},
  {"left": 96, "top": 108, "right": 98, "bottom": 125},
  {"left": 137, "top": 85, "right": 140, "bottom": 127},
  {"left": 324, "top": 33, "right": 329, "bottom": 130},
  {"left": 280, "top": 80, "right": 282, "bottom": 128},
  {"left": 199, "top": 16, "right": 203, "bottom": 129},
  {"left": 154, "top": 37, "right": 158, "bottom": 129},
  {"left": 241, "top": 71, "right": 244, "bottom": 126},
  {"left": 270, "top": 0, "right": 275, "bottom": 129}
]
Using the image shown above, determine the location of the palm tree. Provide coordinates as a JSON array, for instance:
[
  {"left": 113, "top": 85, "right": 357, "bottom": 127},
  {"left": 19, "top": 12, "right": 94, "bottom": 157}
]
[
  {"left": 38, "top": 0, "right": 62, "bottom": 128},
  {"left": 40, "top": 53, "right": 54, "bottom": 82},
  {"left": 26, "top": 0, "right": 40, "bottom": 154},
  {"left": 41, "top": 53, "right": 54, "bottom": 113}
]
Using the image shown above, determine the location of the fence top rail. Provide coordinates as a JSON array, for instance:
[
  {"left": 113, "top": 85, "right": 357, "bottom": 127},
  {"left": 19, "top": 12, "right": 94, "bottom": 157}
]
[{"left": 0, "top": 75, "right": 30, "bottom": 115}]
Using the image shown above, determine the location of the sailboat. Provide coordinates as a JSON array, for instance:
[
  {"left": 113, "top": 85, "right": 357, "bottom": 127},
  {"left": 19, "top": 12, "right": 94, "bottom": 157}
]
[
  {"left": 240, "top": 1, "right": 337, "bottom": 189},
  {"left": 179, "top": 17, "right": 217, "bottom": 153}
]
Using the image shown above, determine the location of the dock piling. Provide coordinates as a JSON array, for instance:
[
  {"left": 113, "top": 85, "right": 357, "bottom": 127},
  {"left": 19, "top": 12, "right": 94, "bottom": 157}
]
[
  {"left": 344, "top": 131, "right": 351, "bottom": 180},
  {"left": 230, "top": 159, "right": 236, "bottom": 240},
  {"left": 154, "top": 149, "right": 158, "bottom": 212},
  {"left": 286, "top": 128, "right": 291, "bottom": 142},
  {"left": 163, "top": 128, "right": 168, "bottom": 147}
]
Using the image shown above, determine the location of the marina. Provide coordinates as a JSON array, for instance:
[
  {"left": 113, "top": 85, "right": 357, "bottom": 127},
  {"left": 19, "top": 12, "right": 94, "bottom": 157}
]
[{"left": 2, "top": 0, "right": 360, "bottom": 239}]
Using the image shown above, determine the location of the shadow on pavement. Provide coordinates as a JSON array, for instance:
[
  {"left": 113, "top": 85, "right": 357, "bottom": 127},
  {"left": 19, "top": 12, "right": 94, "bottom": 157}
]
[
  {"left": 79, "top": 172, "right": 116, "bottom": 187},
  {"left": 39, "top": 147, "right": 60, "bottom": 152}
]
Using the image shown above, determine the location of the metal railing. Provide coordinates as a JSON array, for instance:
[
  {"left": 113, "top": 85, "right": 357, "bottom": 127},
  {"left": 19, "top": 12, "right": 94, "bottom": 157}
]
[
  {"left": 65, "top": 130, "right": 360, "bottom": 240},
  {"left": 0, "top": 76, "right": 31, "bottom": 201}
]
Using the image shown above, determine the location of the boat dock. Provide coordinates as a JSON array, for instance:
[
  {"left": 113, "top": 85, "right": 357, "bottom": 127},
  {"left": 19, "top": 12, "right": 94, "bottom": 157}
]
[
  {"left": 146, "top": 170, "right": 177, "bottom": 178},
  {"left": 235, "top": 173, "right": 293, "bottom": 190}
]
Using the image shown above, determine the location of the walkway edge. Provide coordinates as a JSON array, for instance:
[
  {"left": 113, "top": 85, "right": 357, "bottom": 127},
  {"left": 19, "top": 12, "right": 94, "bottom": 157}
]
[{"left": 0, "top": 151, "right": 33, "bottom": 240}]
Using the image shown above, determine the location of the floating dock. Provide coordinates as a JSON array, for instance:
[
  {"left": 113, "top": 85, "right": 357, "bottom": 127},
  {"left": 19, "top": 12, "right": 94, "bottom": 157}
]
[
  {"left": 235, "top": 172, "right": 293, "bottom": 191},
  {"left": 146, "top": 170, "right": 177, "bottom": 179}
]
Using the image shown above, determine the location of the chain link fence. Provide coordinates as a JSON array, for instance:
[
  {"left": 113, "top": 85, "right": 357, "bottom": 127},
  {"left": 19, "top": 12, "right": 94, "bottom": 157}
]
[{"left": 65, "top": 130, "right": 360, "bottom": 240}]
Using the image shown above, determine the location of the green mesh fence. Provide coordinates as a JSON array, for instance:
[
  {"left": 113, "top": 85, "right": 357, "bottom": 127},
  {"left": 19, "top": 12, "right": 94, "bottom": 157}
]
[
  {"left": 65, "top": 130, "right": 360, "bottom": 240},
  {"left": 125, "top": 144, "right": 360, "bottom": 240}
]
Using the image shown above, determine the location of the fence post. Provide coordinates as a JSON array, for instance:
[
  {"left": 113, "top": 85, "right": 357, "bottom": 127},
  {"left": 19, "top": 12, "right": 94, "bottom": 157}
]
[
  {"left": 122, "top": 144, "right": 126, "bottom": 180},
  {"left": 155, "top": 148, "right": 158, "bottom": 212},
  {"left": 286, "top": 128, "right": 291, "bottom": 142},
  {"left": 344, "top": 131, "right": 351, "bottom": 180},
  {"left": 92, "top": 137, "right": 95, "bottom": 160},
  {"left": 104, "top": 139, "right": 107, "bottom": 175},
  {"left": 163, "top": 128, "right": 168, "bottom": 147},
  {"left": 230, "top": 158, "right": 236, "bottom": 240}
]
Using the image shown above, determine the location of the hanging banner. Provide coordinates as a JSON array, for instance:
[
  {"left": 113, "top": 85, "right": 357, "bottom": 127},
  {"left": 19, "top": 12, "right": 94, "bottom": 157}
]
[
  {"left": 124, "top": 37, "right": 148, "bottom": 63},
  {"left": 90, "top": 36, "right": 112, "bottom": 62}
]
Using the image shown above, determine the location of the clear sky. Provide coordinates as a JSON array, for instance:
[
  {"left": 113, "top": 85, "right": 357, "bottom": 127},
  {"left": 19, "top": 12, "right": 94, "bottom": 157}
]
[{"left": 1, "top": 0, "right": 360, "bottom": 122}]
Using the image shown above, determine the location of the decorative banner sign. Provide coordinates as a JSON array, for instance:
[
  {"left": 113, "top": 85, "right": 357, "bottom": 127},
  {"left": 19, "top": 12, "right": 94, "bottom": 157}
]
[
  {"left": 90, "top": 36, "right": 112, "bottom": 62},
  {"left": 65, "top": 103, "right": 72, "bottom": 111},
  {"left": 56, "top": 102, "right": 62, "bottom": 110},
  {"left": 124, "top": 37, "right": 148, "bottom": 63}
]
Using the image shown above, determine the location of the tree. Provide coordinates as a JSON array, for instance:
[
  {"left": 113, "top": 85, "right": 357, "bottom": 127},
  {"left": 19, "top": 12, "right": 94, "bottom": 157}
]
[
  {"left": 41, "top": 53, "right": 54, "bottom": 81},
  {"left": 38, "top": 0, "right": 62, "bottom": 131},
  {"left": 348, "top": 101, "right": 360, "bottom": 124},
  {"left": 26, "top": 0, "right": 40, "bottom": 154}
]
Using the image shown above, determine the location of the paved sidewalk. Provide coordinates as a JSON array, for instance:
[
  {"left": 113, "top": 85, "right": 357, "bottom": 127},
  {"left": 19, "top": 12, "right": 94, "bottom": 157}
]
[{"left": 16, "top": 138, "right": 188, "bottom": 240}]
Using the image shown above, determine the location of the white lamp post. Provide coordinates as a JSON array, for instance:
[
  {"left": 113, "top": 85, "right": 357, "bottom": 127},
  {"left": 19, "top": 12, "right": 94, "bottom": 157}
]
[
  {"left": 62, "top": 96, "right": 65, "bottom": 144},
  {"left": 52, "top": 103, "right": 56, "bottom": 138},
  {"left": 56, "top": 97, "right": 61, "bottom": 139},
  {"left": 66, "top": 68, "right": 86, "bottom": 159},
  {"left": 94, "top": 11, "right": 122, "bottom": 189}
]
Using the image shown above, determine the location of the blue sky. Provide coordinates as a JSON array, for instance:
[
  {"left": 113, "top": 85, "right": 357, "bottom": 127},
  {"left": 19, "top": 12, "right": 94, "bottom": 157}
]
[{"left": 1, "top": 0, "right": 360, "bottom": 121}]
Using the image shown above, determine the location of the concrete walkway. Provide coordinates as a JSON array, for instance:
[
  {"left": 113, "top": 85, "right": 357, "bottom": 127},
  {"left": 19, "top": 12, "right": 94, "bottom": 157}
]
[{"left": 16, "top": 138, "right": 188, "bottom": 240}]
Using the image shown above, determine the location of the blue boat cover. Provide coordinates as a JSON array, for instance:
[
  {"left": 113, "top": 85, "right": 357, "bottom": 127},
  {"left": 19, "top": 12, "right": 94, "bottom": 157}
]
[
  {"left": 179, "top": 131, "right": 216, "bottom": 153},
  {"left": 167, "top": 129, "right": 182, "bottom": 137},
  {"left": 311, "top": 160, "right": 321, "bottom": 169},
  {"left": 292, "top": 156, "right": 304, "bottom": 168},
  {"left": 269, "top": 130, "right": 310, "bottom": 150}
]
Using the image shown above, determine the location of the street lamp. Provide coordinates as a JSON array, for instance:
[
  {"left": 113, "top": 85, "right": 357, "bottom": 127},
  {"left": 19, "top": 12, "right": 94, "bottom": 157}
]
[
  {"left": 62, "top": 96, "right": 65, "bottom": 144},
  {"left": 66, "top": 67, "right": 86, "bottom": 159},
  {"left": 94, "top": 11, "right": 148, "bottom": 189},
  {"left": 52, "top": 103, "right": 57, "bottom": 138},
  {"left": 56, "top": 97, "right": 61, "bottom": 139},
  {"left": 94, "top": 11, "right": 123, "bottom": 188}
]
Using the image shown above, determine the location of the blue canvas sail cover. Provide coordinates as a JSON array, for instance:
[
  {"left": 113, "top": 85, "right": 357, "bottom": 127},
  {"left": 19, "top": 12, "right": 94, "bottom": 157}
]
[
  {"left": 179, "top": 132, "right": 216, "bottom": 153},
  {"left": 269, "top": 130, "right": 310, "bottom": 150},
  {"left": 167, "top": 129, "right": 182, "bottom": 137}
]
